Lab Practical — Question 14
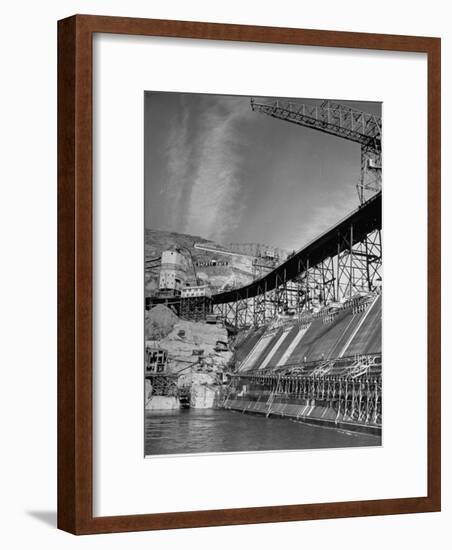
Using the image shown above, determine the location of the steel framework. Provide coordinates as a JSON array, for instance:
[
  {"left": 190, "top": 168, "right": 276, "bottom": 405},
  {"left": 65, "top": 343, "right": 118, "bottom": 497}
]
[
  {"left": 179, "top": 296, "right": 212, "bottom": 322},
  {"left": 212, "top": 194, "right": 382, "bottom": 329},
  {"left": 224, "top": 372, "right": 382, "bottom": 427},
  {"left": 250, "top": 98, "right": 382, "bottom": 204},
  {"left": 224, "top": 353, "right": 382, "bottom": 427}
]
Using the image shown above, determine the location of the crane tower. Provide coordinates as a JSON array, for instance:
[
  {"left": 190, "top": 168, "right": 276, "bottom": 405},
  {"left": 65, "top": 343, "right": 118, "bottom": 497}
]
[{"left": 250, "top": 98, "right": 382, "bottom": 204}]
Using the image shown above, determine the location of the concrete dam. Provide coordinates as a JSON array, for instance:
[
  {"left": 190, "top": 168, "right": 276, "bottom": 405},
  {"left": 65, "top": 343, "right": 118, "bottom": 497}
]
[{"left": 224, "top": 292, "right": 381, "bottom": 435}]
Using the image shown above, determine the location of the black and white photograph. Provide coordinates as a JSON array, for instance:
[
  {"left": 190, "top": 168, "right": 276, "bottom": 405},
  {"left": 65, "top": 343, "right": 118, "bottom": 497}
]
[{"left": 144, "top": 91, "right": 382, "bottom": 456}]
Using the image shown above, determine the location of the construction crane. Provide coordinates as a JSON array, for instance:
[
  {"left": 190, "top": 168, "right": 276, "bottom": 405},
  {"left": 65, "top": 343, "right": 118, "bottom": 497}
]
[{"left": 250, "top": 98, "right": 381, "bottom": 204}]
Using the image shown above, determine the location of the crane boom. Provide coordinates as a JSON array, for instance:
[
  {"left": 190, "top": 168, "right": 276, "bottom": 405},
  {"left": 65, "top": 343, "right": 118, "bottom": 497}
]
[
  {"left": 250, "top": 98, "right": 382, "bottom": 203},
  {"left": 251, "top": 98, "right": 381, "bottom": 150}
]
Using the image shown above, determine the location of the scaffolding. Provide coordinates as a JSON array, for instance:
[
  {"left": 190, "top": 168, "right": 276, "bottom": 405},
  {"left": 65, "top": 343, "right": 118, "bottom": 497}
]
[
  {"left": 179, "top": 296, "right": 213, "bottom": 322},
  {"left": 212, "top": 194, "right": 382, "bottom": 329},
  {"left": 226, "top": 355, "right": 382, "bottom": 427}
]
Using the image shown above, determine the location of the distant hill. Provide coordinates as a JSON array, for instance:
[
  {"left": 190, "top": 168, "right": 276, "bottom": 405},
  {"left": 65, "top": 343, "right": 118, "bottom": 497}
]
[{"left": 145, "top": 229, "right": 285, "bottom": 297}]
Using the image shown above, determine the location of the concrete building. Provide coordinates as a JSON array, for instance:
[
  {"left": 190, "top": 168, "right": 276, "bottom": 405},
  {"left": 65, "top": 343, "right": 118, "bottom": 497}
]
[{"left": 159, "top": 250, "right": 187, "bottom": 293}]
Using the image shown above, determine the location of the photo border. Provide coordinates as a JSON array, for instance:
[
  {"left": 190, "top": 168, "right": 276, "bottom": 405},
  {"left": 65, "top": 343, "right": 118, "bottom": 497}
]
[{"left": 57, "top": 14, "right": 441, "bottom": 534}]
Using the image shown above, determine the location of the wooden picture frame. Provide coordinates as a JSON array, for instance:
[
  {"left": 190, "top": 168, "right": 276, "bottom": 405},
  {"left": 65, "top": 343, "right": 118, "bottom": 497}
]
[{"left": 58, "top": 14, "right": 441, "bottom": 534}]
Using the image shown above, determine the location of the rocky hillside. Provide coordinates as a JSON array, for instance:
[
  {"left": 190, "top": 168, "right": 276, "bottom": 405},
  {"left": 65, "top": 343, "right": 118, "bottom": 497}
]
[
  {"left": 145, "top": 304, "right": 233, "bottom": 409},
  {"left": 145, "top": 228, "right": 258, "bottom": 296}
]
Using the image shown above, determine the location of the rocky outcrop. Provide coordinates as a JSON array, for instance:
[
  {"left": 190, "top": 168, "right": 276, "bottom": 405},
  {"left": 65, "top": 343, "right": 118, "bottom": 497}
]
[
  {"left": 145, "top": 304, "right": 179, "bottom": 340},
  {"left": 145, "top": 305, "right": 233, "bottom": 409},
  {"left": 190, "top": 384, "right": 220, "bottom": 409},
  {"left": 158, "top": 320, "right": 233, "bottom": 377}
]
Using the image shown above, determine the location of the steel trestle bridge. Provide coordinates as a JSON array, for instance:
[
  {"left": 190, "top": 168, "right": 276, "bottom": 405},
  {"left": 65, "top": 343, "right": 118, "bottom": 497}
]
[{"left": 212, "top": 192, "right": 381, "bottom": 329}]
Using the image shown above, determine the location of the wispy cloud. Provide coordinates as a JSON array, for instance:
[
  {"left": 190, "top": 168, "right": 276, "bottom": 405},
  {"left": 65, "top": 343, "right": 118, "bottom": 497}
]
[
  {"left": 164, "top": 96, "right": 252, "bottom": 242},
  {"left": 157, "top": 93, "right": 366, "bottom": 249},
  {"left": 163, "top": 96, "right": 192, "bottom": 229}
]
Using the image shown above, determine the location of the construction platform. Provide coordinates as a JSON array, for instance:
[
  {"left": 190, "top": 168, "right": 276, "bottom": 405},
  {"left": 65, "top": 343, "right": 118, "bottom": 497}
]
[{"left": 225, "top": 292, "right": 382, "bottom": 434}]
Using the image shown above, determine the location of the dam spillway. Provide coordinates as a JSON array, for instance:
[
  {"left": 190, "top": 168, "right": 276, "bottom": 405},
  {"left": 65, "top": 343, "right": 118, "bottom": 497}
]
[{"left": 224, "top": 292, "right": 382, "bottom": 435}]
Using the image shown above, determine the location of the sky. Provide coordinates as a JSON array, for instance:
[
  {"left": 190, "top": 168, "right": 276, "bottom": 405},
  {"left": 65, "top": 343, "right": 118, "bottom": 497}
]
[{"left": 144, "top": 92, "right": 381, "bottom": 252}]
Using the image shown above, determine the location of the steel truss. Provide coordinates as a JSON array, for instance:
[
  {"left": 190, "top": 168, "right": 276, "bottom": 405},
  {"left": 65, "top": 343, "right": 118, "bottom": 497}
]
[
  {"left": 179, "top": 296, "right": 212, "bottom": 322},
  {"left": 251, "top": 98, "right": 382, "bottom": 205},
  {"left": 212, "top": 224, "right": 381, "bottom": 329},
  {"left": 359, "top": 145, "right": 382, "bottom": 204},
  {"left": 145, "top": 374, "right": 178, "bottom": 397},
  {"left": 337, "top": 226, "right": 382, "bottom": 299},
  {"left": 295, "top": 255, "right": 337, "bottom": 310}
]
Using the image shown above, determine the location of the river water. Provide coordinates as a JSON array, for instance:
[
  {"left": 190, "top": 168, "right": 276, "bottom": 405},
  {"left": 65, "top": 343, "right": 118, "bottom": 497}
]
[{"left": 145, "top": 409, "right": 380, "bottom": 456}]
